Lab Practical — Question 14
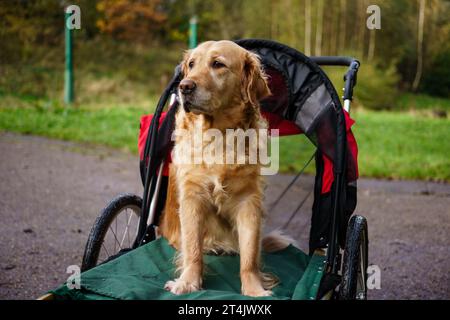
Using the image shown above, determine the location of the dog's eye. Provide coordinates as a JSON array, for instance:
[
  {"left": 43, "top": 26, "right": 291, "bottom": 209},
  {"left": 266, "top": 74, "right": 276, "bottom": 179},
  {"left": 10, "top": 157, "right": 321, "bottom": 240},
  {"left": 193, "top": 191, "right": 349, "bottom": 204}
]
[
  {"left": 188, "top": 61, "right": 194, "bottom": 69},
  {"left": 212, "top": 61, "right": 225, "bottom": 69}
]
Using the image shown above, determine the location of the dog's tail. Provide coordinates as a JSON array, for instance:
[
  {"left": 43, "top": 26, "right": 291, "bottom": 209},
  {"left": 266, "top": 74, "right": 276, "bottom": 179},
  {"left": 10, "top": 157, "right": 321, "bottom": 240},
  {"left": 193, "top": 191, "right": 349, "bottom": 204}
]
[{"left": 262, "top": 229, "right": 298, "bottom": 253}]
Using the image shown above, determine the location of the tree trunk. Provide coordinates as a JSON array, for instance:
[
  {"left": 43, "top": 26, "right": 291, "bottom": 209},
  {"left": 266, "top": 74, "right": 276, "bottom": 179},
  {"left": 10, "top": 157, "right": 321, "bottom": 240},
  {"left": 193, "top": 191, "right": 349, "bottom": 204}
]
[
  {"left": 315, "top": 0, "right": 324, "bottom": 56},
  {"left": 412, "top": 0, "right": 425, "bottom": 91},
  {"left": 331, "top": 3, "right": 339, "bottom": 55},
  {"left": 367, "top": 28, "right": 376, "bottom": 61},
  {"left": 270, "top": 1, "right": 276, "bottom": 39},
  {"left": 339, "top": 0, "right": 346, "bottom": 54},
  {"left": 359, "top": 0, "right": 367, "bottom": 58},
  {"left": 304, "top": 0, "right": 312, "bottom": 56}
]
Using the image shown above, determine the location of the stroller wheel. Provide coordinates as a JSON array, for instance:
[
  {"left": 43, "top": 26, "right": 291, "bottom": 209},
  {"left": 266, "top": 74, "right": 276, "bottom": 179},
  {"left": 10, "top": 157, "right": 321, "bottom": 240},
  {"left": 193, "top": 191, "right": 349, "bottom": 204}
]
[
  {"left": 339, "top": 215, "right": 369, "bottom": 300},
  {"left": 81, "top": 193, "right": 142, "bottom": 272}
]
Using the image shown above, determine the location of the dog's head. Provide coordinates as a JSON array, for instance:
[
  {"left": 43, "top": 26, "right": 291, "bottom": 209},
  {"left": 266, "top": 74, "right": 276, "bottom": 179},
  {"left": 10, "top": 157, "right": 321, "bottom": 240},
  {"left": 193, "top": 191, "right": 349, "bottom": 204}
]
[{"left": 178, "top": 40, "right": 271, "bottom": 115}]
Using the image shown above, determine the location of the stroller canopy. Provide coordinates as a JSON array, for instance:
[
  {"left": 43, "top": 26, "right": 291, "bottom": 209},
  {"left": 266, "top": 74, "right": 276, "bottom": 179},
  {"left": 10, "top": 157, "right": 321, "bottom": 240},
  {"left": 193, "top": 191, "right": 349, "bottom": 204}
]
[{"left": 235, "top": 39, "right": 358, "bottom": 182}]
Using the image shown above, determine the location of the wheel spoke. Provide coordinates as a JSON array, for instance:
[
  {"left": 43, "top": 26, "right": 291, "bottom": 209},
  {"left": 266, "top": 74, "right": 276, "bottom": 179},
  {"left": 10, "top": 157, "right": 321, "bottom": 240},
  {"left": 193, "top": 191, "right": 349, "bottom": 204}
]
[
  {"left": 127, "top": 209, "right": 132, "bottom": 247},
  {"left": 120, "top": 208, "right": 133, "bottom": 248},
  {"left": 356, "top": 233, "right": 367, "bottom": 299},
  {"left": 102, "top": 242, "right": 110, "bottom": 260},
  {"left": 115, "top": 215, "right": 118, "bottom": 252},
  {"left": 135, "top": 216, "right": 140, "bottom": 240},
  {"left": 109, "top": 225, "right": 122, "bottom": 252}
]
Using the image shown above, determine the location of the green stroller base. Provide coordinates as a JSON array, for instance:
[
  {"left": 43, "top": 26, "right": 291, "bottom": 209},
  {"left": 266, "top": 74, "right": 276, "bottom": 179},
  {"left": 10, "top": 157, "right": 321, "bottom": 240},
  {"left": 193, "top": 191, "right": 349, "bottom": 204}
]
[{"left": 50, "top": 237, "right": 326, "bottom": 300}]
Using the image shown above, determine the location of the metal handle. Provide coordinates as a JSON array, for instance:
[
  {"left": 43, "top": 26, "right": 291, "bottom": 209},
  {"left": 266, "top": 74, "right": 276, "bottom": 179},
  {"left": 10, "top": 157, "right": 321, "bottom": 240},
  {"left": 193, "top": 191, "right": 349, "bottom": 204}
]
[
  {"left": 310, "top": 56, "right": 358, "bottom": 67},
  {"left": 310, "top": 56, "right": 360, "bottom": 111}
]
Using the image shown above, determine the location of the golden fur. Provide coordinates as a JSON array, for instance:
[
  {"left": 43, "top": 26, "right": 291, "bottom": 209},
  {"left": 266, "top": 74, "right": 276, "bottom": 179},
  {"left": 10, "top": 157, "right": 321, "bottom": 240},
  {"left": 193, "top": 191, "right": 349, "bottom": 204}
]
[{"left": 160, "top": 40, "right": 288, "bottom": 297}]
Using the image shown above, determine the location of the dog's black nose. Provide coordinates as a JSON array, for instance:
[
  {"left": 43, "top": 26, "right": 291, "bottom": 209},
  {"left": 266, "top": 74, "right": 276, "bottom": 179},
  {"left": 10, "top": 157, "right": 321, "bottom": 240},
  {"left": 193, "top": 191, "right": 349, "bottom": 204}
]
[{"left": 179, "top": 79, "right": 196, "bottom": 95}]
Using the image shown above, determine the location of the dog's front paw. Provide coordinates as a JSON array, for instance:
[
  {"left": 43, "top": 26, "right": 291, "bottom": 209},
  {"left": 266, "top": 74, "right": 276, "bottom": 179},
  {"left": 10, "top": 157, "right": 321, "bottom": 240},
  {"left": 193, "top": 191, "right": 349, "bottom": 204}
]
[
  {"left": 164, "top": 279, "right": 201, "bottom": 295},
  {"left": 242, "top": 288, "right": 273, "bottom": 297}
]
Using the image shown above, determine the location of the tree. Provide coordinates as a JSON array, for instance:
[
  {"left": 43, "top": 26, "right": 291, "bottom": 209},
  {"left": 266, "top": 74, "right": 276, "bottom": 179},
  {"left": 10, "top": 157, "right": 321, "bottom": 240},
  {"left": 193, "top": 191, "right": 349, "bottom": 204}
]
[
  {"left": 357, "top": 0, "right": 367, "bottom": 58},
  {"left": 304, "top": 0, "right": 312, "bottom": 56},
  {"left": 315, "top": 0, "right": 324, "bottom": 56},
  {"left": 96, "top": 0, "right": 166, "bottom": 43},
  {"left": 412, "top": 0, "right": 426, "bottom": 91},
  {"left": 338, "top": 0, "right": 347, "bottom": 54}
]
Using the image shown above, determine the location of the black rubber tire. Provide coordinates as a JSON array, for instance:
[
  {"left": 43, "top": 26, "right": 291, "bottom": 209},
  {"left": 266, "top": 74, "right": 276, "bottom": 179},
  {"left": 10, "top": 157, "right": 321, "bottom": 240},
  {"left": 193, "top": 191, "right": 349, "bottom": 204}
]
[
  {"left": 339, "top": 215, "right": 369, "bottom": 300},
  {"left": 81, "top": 193, "right": 142, "bottom": 272}
]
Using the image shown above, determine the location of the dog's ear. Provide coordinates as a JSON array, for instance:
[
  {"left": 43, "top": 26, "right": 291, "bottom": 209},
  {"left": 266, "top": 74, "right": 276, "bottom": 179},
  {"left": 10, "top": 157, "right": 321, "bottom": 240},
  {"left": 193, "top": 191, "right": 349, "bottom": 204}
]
[
  {"left": 181, "top": 49, "right": 192, "bottom": 77},
  {"left": 242, "top": 52, "right": 271, "bottom": 107}
]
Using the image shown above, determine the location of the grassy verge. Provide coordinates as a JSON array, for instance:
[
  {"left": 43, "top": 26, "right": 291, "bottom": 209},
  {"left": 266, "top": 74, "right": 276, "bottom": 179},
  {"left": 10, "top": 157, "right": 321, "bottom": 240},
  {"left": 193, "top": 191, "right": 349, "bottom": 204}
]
[
  {"left": 0, "top": 101, "right": 156, "bottom": 154},
  {"left": 396, "top": 93, "right": 450, "bottom": 111},
  {"left": 351, "top": 110, "right": 449, "bottom": 181},
  {"left": 0, "top": 101, "right": 449, "bottom": 182}
]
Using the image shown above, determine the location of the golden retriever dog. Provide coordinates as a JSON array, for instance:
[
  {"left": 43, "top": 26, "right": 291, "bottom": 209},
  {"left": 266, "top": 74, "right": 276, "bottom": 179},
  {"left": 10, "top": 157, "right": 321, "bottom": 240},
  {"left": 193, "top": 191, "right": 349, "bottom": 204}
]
[{"left": 160, "top": 40, "right": 292, "bottom": 297}]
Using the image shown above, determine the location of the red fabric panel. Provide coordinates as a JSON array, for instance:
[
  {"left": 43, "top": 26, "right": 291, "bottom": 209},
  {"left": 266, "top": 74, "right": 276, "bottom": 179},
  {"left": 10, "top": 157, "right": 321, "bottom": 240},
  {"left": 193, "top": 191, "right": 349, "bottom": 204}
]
[
  {"left": 138, "top": 113, "right": 170, "bottom": 176},
  {"left": 138, "top": 115, "right": 152, "bottom": 160},
  {"left": 260, "top": 111, "right": 303, "bottom": 136},
  {"left": 320, "top": 111, "right": 358, "bottom": 194},
  {"left": 137, "top": 110, "right": 358, "bottom": 193},
  {"left": 345, "top": 111, "right": 359, "bottom": 179},
  {"left": 321, "top": 155, "right": 334, "bottom": 194}
]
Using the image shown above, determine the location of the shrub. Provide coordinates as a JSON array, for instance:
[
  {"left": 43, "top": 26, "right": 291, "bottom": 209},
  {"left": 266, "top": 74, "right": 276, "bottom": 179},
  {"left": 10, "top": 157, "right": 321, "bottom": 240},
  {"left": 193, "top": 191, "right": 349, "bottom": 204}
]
[
  {"left": 355, "top": 63, "right": 400, "bottom": 110},
  {"left": 421, "top": 49, "right": 450, "bottom": 98},
  {"left": 322, "top": 62, "right": 400, "bottom": 110}
]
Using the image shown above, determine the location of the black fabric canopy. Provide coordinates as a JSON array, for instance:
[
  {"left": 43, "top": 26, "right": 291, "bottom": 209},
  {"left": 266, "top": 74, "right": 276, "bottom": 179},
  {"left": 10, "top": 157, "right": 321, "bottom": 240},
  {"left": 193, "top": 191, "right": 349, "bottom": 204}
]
[{"left": 235, "top": 39, "right": 346, "bottom": 171}]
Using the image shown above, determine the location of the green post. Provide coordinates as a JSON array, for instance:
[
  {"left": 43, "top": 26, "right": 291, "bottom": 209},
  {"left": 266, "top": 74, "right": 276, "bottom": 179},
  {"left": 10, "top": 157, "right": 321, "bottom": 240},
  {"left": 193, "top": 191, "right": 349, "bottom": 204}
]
[
  {"left": 189, "top": 16, "right": 198, "bottom": 49},
  {"left": 64, "top": 11, "right": 74, "bottom": 104}
]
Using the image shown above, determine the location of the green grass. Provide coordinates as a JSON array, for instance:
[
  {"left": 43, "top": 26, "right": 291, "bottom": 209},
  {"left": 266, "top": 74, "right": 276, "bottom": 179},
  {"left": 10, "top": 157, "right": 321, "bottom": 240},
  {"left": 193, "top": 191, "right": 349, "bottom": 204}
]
[
  {"left": 351, "top": 110, "right": 450, "bottom": 181},
  {"left": 0, "top": 102, "right": 156, "bottom": 154},
  {"left": 278, "top": 110, "right": 450, "bottom": 181},
  {"left": 0, "top": 101, "right": 449, "bottom": 182},
  {"left": 396, "top": 93, "right": 450, "bottom": 111},
  {"left": 278, "top": 135, "right": 317, "bottom": 175}
]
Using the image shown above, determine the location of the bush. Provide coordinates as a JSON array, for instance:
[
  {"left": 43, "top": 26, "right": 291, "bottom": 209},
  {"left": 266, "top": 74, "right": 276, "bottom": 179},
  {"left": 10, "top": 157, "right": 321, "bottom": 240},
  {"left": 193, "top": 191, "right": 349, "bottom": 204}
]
[
  {"left": 355, "top": 63, "right": 400, "bottom": 110},
  {"left": 421, "top": 49, "right": 450, "bottom": 98},
  {"left": 0, "top": 37, "right": 184, "bottom": 106},
  {"left": 323, "top": 62, "right": 400, "bottom": 110}
]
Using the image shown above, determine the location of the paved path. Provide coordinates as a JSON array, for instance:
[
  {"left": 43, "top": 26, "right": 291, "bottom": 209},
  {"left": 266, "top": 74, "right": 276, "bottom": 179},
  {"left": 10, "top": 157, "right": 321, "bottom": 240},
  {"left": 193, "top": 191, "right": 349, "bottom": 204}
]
[{"left": 0, "top": 132, "right": 449, "bottom": 299}]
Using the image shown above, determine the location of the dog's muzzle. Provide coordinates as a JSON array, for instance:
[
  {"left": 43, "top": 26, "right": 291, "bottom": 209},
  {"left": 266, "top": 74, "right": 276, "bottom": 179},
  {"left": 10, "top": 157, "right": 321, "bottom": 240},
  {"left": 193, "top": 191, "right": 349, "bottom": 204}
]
[
  {"left": 179, "top": 79, "right": 196, "bottom": 113},
  {"left": 181, "top": 99, "right": 192, "bottom": 113}
]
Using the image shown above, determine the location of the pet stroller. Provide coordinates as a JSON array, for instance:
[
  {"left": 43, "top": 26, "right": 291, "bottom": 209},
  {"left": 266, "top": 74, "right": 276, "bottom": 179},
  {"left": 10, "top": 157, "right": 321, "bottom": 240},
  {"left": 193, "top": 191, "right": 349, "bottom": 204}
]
[{"left": 45, "top": 39, "right": 367, "bottom": 300}]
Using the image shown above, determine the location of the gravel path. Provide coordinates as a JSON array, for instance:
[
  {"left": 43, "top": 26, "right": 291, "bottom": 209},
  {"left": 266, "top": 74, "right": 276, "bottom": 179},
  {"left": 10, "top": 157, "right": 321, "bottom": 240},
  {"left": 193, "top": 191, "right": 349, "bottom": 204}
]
[{"left": 0, "top": 132, "right": 449, "bottom": 300}]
